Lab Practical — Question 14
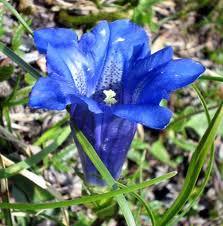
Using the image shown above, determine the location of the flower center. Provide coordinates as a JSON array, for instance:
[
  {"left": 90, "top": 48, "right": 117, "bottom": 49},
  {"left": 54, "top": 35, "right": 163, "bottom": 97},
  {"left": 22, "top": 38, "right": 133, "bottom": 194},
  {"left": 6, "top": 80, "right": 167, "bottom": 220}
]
[{"left": 103, "top": 89, "right": 117, "bottom": 105}]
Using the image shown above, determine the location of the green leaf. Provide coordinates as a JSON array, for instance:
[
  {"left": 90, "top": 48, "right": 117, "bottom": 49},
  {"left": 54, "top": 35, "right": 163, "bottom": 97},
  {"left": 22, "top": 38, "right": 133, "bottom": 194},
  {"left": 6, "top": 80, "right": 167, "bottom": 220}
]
[
  {"left": 34, "top": 114, "right": 69, "bottom": 146},
  {"left": 12, "top": 20, "right": 30, "bottom": 54},
  {"left": 169, "top": 84, "right": 215, "bottom": 225},
  {"left": 128, "top": 139, "right": 149, "bottom": 166},
  {"left": 209, "top": 49, "right": 223, "bottom": 65},
  {"left": 0, "top": 126, "right": 71, "bottom": 179},
  {"left": 0, "top": 171, "right": 177, "bottom": 211},
  {"left": 150, "top": 139, "right": 177, "bottom": 168},
  {"left": 0, "top": 65, "right": 14, "bottom": 81},
  {"left": 170, "top": 137, "right": 196, "bottom": 152},
  {"left": 118, "top": 182, "right": 158, "bottom": 225},
  {"left": 6, "top": 85, "right": 32, "bottom": 107},
  {"left": 0, "top": 9, "right": 5, "bottom": 38},
  {"left": 24, "top": 73, "right": 36, "bottom": 85},
  {"left": 12, "top": 175, "right": 53, "bottom": 203},
  {"left": 158, "top": 103, "right": 223, "bottom": 226},
  {"left": 0, "top": 157, "right": 13, "bottom": 226},
  {"left": 169, "top": 106, "right": 194, "bottom": 132},
  {"left": 132, "top": 0, "right": 162, "bottom": 31},
  {"left": 185, "top": 110, "right": 215, "bottom": 137},
  {"left": 50, "top": 144, "right": 76, "bottom": 173}
]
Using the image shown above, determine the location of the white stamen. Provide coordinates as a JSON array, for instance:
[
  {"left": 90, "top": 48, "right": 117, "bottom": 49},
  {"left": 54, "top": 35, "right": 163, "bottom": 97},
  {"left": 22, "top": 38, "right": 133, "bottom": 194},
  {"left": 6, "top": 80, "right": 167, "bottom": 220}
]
[
  {"left": 103, "top": 89, "right": 117, "bottom": 105},
  {"left": 114, "top": 37, "right": 125, "bottom": 43}
]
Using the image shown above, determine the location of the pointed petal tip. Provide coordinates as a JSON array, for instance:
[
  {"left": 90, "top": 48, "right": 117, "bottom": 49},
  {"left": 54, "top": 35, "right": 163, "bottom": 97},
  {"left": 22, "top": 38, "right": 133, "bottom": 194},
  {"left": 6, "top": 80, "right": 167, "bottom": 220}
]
[{"left": 34, "top": 28, "right": 78, "bottom": 54}]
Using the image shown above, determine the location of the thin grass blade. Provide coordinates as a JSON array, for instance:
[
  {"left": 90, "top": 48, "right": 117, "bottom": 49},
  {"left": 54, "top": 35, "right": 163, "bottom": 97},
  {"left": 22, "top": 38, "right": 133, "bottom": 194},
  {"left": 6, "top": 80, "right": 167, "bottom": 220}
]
[
  {"left": 0, "top": 0, "right": 33, "bottom": 35},
  {"left": 0, "top": 42, "right": 40, "bottom": 79},
  {"left": 0, "top": 171, "right": 177, "bottom": 211},
  {"left": 0, "top": 126, "right": 71, "bottom": 178}
]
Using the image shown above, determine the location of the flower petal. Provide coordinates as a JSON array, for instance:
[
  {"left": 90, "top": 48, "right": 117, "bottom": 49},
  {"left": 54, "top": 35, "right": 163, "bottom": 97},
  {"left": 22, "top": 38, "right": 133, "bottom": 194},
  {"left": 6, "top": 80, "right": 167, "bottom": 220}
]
[
  {"left": 46, "top": 45, "right": 76, "bottom": 86},
  {"left": 137, "top": 59, "right": 205, "bottom": 104},
  {"left": 78, "top": 19, "right": 150, "bottom": 91},
  {"left": 79, "top": 21, "right": 110, "bottom": 91},
  {"left": 71, "top": 107, "right": 136, "bottom": 185},
  {"left": 34, "top": 28, "right": 78, "bottom": 54},
  {"left": 112, "top": 104, "right": 173, "bottom": 129},
  {"left": 145, "top": 46, "right": 174, "bottom": 71},
  {"left": 29, "top": 76, "right": 70, "bottom": 110},
  {"left": 29, "top": 74, "right": 102, "bottom": 113},
  {"left": 123, "top": 46, "right": 174, "bottom": 102},
  {"left": 46, "top": 43, "right": 94, "bottom": 96},
  {"left": 109, "top": 19, "right": 150, "bottom": 59}
]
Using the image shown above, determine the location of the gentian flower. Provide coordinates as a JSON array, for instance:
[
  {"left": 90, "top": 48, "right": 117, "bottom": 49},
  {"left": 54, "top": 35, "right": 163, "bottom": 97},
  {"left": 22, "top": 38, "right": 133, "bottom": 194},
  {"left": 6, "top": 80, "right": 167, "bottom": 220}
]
[{"left": 29, "top": 19, "right": 205, "bottom": 185}]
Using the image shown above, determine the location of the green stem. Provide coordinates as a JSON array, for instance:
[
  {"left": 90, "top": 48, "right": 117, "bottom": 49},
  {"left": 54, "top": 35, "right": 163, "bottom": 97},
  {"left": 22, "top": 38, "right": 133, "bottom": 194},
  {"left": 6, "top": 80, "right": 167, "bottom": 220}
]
[
  {"left": 58, "top": 10, "right": 128, "bottom": 27},
  {"left": 200, "top": 75, "right": 223, "bottom": 82},
  {"left": 117, "top": 182, "right": 157, "bottom": 226},
  {"left": 0, "top": 0, "right": 33, "bottom": 35},
  {"left": 192, "top": 85, "right": 211, "bottom": 122},
  {"left": 167, "top": 105, "right": 218, "bottom": 129},
  {"left": 0, "top": 156, "right": 13, "bottom": 226}
]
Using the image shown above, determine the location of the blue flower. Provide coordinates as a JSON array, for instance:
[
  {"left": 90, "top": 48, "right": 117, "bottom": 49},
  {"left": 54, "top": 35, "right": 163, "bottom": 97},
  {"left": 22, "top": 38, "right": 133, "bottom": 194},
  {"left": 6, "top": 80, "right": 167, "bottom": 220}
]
[{"left": 29, "top": 19, "right": 205, "bottom": 185}]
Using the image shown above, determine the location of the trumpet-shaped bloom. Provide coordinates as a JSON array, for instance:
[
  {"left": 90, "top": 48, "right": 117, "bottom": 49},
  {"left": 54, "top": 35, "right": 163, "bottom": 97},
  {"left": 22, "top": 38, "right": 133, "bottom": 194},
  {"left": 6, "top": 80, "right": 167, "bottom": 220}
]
[{"left": 29, "top": 20, "right": 205, "bottom": 185}]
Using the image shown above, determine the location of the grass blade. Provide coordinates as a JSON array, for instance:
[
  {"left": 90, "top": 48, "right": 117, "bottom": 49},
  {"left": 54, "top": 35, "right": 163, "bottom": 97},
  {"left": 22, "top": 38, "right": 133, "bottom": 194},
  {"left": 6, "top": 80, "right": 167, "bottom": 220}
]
[
  {"left": 0, "top": 171, "right": 177, "bottom": 211},
  {"left": 0, "top": 156, "right": 13, "bottom": 226},
  {"left": 0, "top": 126, "right": 71, "bottom": 178},
  {"left": 117, "top": 182, "right": 157, "bottom": 225},
  {"left": 193, "top": 84, "right": 211, "bottom": 123},
  {"left": 0, "top": 0, "right": 33, "bottom": 35},
  {"left": 0, "top": 42, "right": 40, "bottom": 79},
  {"left": 158, "top": 102, "right": 223, "bottom": 226},
  {"left": 200, "top": 75, "right": 223, "bottom": 82},
  {"left": 169, "top": 85, "right": 214, "bottom": 224},
  {"left": 34, "top": 114, "right": 69, "bottom": 146}
]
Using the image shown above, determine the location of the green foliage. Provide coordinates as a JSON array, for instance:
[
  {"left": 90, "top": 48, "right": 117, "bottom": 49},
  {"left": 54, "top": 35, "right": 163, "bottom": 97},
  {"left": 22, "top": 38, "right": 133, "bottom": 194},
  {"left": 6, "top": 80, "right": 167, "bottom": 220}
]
[
  {"left": 0, "top": 65, "right": 14, "bottom": 82},
  {"left": 210, "top": 49, "right": 223, "bottom": 65},
  {"left": 0, "top": 126, "right": 71, "bottom": 179},
  {"left": 12, "top": 23, "right": 27, "bottom": 55},
  {"left": 150, "top": 139, "right": 177, "bottom": 168},
  {"left": 0, "top": 9, "right": 5, "bottom": 39},
  {"left": 48, "top": 144, "right": 76, "bottom": 173},
  {"left": 0, "top": 172, "right": 177, "bottom": 210},
  {"left": 132, "top": 0, "right": 163, "bottom": 31},
  {"left": 158, "top": 103, "right": 223, "bottom": 226},
  {"left": 128, "top": 138, "right": 148, "bottom": 166}
]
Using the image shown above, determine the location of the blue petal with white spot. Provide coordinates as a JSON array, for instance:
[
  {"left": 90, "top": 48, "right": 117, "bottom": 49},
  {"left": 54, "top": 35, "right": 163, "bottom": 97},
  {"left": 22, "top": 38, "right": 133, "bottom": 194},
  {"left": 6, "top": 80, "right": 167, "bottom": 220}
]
[{"left": 29, "top": 19, "right": 205, "bottom": 185}]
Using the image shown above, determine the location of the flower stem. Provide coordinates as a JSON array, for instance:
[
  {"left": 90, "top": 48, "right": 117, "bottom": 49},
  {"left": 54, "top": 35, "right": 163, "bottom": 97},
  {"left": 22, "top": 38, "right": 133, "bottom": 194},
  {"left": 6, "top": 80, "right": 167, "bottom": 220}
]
[
  {"left": 200, "top": 75, "right": 223, "bottom": 82},
  {"left": 0, "top": 0, "right": 33, "bottom": 35},
  {"left": 72, "top": 122, "right": 136, "bottom": 226}
]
